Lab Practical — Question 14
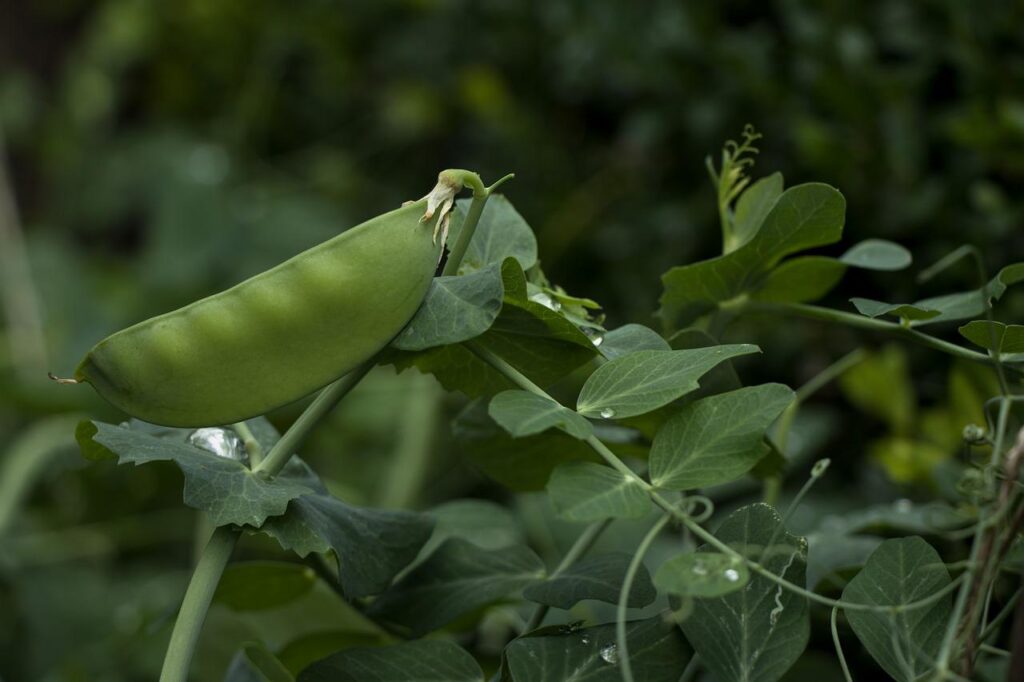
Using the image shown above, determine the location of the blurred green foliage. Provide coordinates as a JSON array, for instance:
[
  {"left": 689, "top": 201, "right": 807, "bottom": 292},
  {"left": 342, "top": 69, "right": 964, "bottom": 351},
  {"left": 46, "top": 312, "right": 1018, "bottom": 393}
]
[{"left": 2, "top": 1, "right": 1023, "bottom": 680}]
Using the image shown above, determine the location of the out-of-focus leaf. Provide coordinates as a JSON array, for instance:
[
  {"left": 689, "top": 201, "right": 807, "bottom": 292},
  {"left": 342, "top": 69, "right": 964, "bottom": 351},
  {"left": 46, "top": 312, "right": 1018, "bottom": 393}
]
[
  {"left": 488, "top": 390, "right": 593, "bottom": 440},
  {"left": 523, "top": 553, "right": 656, "bottom": 610},
  {"left": 842, "top": 537, "right": 952, "bottom": 682},
  {"left": 849, "top": 298, "right": 941, "bottom": 322},
  {"left": 547, "top": 462, "right": 653, "bottom": 522},
  {"left": 297, "top": 640, "right": 483, "bottom": 682},
  {"left": 838, "top": 346, "right": 915, "bottom": 433},
  {"left": 576, "top": 346, "right": 760, "bottom": 419},
  {"left": 958, "top": 320, "right": 1024, "bottom": 355},
  {"left": 418, "top": 499, "right": 524, "bottom": 558},
  {"left": 368, "top": 538, "right": 545, "bottom": 635},
  {"left": 214, "top": 562, "right": 317, "bottom": 611},
  {"left": 225, "top": 643, "right": 294, "bottom": 682}
]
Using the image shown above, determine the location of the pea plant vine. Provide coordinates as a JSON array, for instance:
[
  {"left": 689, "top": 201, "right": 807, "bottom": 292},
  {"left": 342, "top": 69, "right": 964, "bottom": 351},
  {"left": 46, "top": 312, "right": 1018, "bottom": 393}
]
[{"left": 67, "top": 128, "right": 1024, "bottom": 682}]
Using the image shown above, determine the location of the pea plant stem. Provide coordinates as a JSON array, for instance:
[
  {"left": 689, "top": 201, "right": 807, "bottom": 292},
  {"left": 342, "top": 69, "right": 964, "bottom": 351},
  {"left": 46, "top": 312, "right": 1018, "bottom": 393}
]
[
  {"left": 523, "top": 519, "right": 612, "bottom": 632},
  {"left": 469, "top": 342, "right": 972, "bottom": 616},
  {"left": 616, "top": 514, "right": 670, "bottom": 682},
  {"left": 158, "top": 173, "right": 508, "bottom": 682},
  {"left": 159, "top": 527, "right": 238, "bottom": 682},
  {"left": 744, "top": 301, "right": 1021, "bottom": 372}
]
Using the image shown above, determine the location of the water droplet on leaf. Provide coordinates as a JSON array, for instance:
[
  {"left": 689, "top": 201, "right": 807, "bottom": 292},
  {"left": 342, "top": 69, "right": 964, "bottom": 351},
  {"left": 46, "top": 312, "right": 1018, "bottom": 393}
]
[
  {"left": 529, "top": 292, "right": 561, "bottom": 312},
  {"left": 600, "top": 407, "right": 616, "bottom": 419},
  {"left": 894, "top": 498, "right": 913, "bottom": 513},
  {"left": 724, "top": 568, "right": 740, "bottom": 582},
  {"left": 599, "top": 643, "right": 619, "bottom": 664},
  {"left": 580, "top": 634, "right": 591, "bottom": 645},
  {"left": 189, "top": 427, "right": 247, "bottom": 463}
]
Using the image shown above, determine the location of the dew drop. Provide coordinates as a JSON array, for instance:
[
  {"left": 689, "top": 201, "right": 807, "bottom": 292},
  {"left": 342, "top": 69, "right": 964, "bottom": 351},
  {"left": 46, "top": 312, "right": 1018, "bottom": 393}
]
[
  {"left": 529, "top": 291, "right": 563, "bottom": 312},
  {"left": 894, "top": 498, "right": 913, "bottom": 513},
  {"left": 580, "top": 634, "right": 591, "bottom": 646},
  {"left": 189, "top": 427, "right": 247, "bottom": 463},
  {"left": 599, "top": 643, "right": 619, "bottom": 665},
  {"left": 600, "top": 407, "right": 616, "bottom": 419},
  {"left": 724, "top": 568, "right": 740, "bottom": 582},
  {"left": 691, "top": 563, "right": 708, "bottom": 577},
  {"left": 591, "top": 335, "right": 604, "bottom": 347}
]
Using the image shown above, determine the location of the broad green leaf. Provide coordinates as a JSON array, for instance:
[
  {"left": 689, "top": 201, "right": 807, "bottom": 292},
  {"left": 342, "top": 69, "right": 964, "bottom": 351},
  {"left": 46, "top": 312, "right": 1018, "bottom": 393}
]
[
  {"left": 814, "top": 499, "right": 967, "bottom": 537},
  {"left": 368, "top": 538, "right": 545, "bottom": 635},
  {"left": 454, "top": 401, "right": 600, "bottom": 490},
  {"left": 547, "top": 462, "right": 653, "bottom": 522},
  {"left": 649, "top": 384, "right": 794, "bottom": 490},
  {"left": 849, "top": 298, "right": 941, "bottom": 322},
  {"left": 680, "top": 504, "right": 809, "bottom": 682},
  {"left": 226, "top": 642, "right": 295, "bottom": 682},
  {"left": 260, "top": 492, "right": 433, "bottom": 599},
  {"left": 505, "top": 616, "right": 691, "bottom": 682},
  {"left": 751, "top": 256, "right": 846, "bottom": 303},
  {"left": 840, "top": 239, "right": 912, "bottom": 271},
  {"left": 576, "top": 345, "right": 760, "bottom": 419},
  {"left": 389, "top": 295, "right": 597, "bottom": 399},
  {"left": 391, "top": 261, "right": 504, "bottom": 351},
  {"left": 215, "top": 561, "right": 317, "bottom": 611},
  {"left": 76, "top": 420, "right": 318, "bottom": 528},
  {"left": 660, "top": 183, "right": 845, "bottom": 325},
  {"left": 523, "top": 553, "right": 656, "bottom": 610},
  {"left": 488, "top": 390, "right": 593, "bottom": 440},
  {"left": 598, "top": 323, "right": 670, "bottom": 360},
  {"left": 448, "top": 194, "right": 538, "bottom": 273},
  {"left": 654, "top": 552, "right": 749, "bottom": 598},
  {"left": 418, "top": 499, "right": 524, "bottom": 558},
  {"left": 297, "top": 640, "right": 483, "bottom": 682},
  {"left": 842, "top": 537, "right": 952, "bottom": 682},
  {"left": 959, "top": 320, "right": 1024, "bottom": 354},
  {"left": 731, "top": 172, "right": 784, "bottom": 249}
]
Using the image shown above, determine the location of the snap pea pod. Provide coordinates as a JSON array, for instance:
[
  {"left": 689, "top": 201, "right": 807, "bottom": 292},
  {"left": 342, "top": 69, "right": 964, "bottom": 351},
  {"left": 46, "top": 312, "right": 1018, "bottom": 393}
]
[{"left": 63, "top": 175, "right": 461, "bottom": 427}]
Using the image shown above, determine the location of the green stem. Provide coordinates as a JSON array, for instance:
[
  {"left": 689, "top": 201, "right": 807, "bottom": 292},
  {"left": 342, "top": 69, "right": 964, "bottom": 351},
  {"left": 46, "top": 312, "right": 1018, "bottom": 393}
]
[
  {"left": 523, "top": 519, "right": 612, "bottom": 632},
  {"left": 441, "top": 172, "right": 514, "bottom": 277},
  {"left": 231, "top": 421, "right": 264, "bottom": 469},
  {"left": 678, "top": 654, "right": 701, "bottom": 682},
  {"left": 159, "top": 527, "right": 238, "bottom": 682},
  {"left": 159, "top": 171, "right": 510, "bottom": 682},
  {"left": 468, "top": 339, "right": 960, "bottom": 616},
  {"left": 617, "top": 514, "right": 670, "bottom": 682},
  {"left": 831, "top": 607, "right": 854, "bottom": 682},
  {"left": 744, "top": 301, "right": 1020, "bottom": 372},
  {"left": 378, "top": 372, "right": 442, "bottom": 509}
]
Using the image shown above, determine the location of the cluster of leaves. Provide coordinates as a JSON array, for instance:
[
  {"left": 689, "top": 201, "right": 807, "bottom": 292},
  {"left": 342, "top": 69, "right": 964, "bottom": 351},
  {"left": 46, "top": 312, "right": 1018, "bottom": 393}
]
[{"left": 62, "top": 130, "right": 1024, "bottom": 682}]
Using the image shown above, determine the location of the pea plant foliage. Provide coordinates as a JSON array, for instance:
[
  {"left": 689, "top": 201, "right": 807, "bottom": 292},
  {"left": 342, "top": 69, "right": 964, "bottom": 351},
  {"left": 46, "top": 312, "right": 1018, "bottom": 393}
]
[{"left": 72, "top": 129, "right": 1024, "bottom": 682}]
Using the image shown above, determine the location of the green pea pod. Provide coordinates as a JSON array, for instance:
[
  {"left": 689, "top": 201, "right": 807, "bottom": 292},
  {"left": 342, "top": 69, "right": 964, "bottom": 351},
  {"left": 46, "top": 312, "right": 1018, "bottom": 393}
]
[{"left": 68, "top": 183, "right": 454, "bottom": 428}]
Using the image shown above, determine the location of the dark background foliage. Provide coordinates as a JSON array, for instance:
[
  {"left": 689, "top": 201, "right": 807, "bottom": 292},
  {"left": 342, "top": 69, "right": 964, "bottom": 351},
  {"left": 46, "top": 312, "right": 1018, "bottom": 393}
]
[{"left": 1, "top": 1, "right": 1022, "bottom": 680}]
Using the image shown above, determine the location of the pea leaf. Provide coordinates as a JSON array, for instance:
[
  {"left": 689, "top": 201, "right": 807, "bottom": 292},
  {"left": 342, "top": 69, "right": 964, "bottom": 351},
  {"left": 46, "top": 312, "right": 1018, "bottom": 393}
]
[
  {"left": 576, "top": 345, "right": 760, "bottom": 419},
  {"left": 841, "top": 537, "right": 952, "bottom": 682},
  {"left": 75, "top": 420, "right": 317, "bottom": 528},
  {"left": 297, "top": 640, "right": 483, "bottom": 682},
  {"left": 660, "top": 183, "right": 845, "bottom": 325},
  {"left": 547, "top": 462, "right": 653, "bottom": 522},
  {"left": 454, "top": 401, "right": 600, "bottom": 490},
  {"left": 840, "top": 239, "right": 913, "bottom": 271},
  {"left": 731, "top": 172, "right": 784, "bottom": 249},
  {"left": 259, "top": 492, "right": 433, "bottom": 599},
  {"left": 805, "top": 533, "right": 883, "bottom": 590},
  {"left": 654, "top": 552, "right": 749, "bottom": 598},
  {"left": 448, "top": 194, "right": 538, "bottom": 273},
  {"left": 215, "top": 561, "right": 317, "bottom": 611},
  {"left": 505, "top": 616, "right": 691, "bottom": 682},
  {"left": 488, "top": 390, "right": 593, "bottom": 440},
  {"left": 751, "top": 256, "right": 847, "bottom": 303},
  {"left": 368, "top": 538, "right": 545, "bottom": 635},
  {"left": 649, "top": 384, "right": 794, "bottom": 490},
  {"left": 680, "top": 503, "right": 809, "bottom": 682},
  {"left": 523, "top": 553, "right": 656, "bottom": 610},
  {"left": 958, "top": 320, "right": 1024, "bottom": 355},
  {"left": 226, "top": 642, "right": 295, "bottom": 682},
  {"left": 597, "top": 324, "right": 670, "bottom": 360},
  {"left": 418, "top": 499, "right": 525, "bottom": 558},
  {"left": 391, "top": 261, "right": 504, "bottom": 351},
  {"left": 849, "top": 298, "right": 941, "bottom": 322}
]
